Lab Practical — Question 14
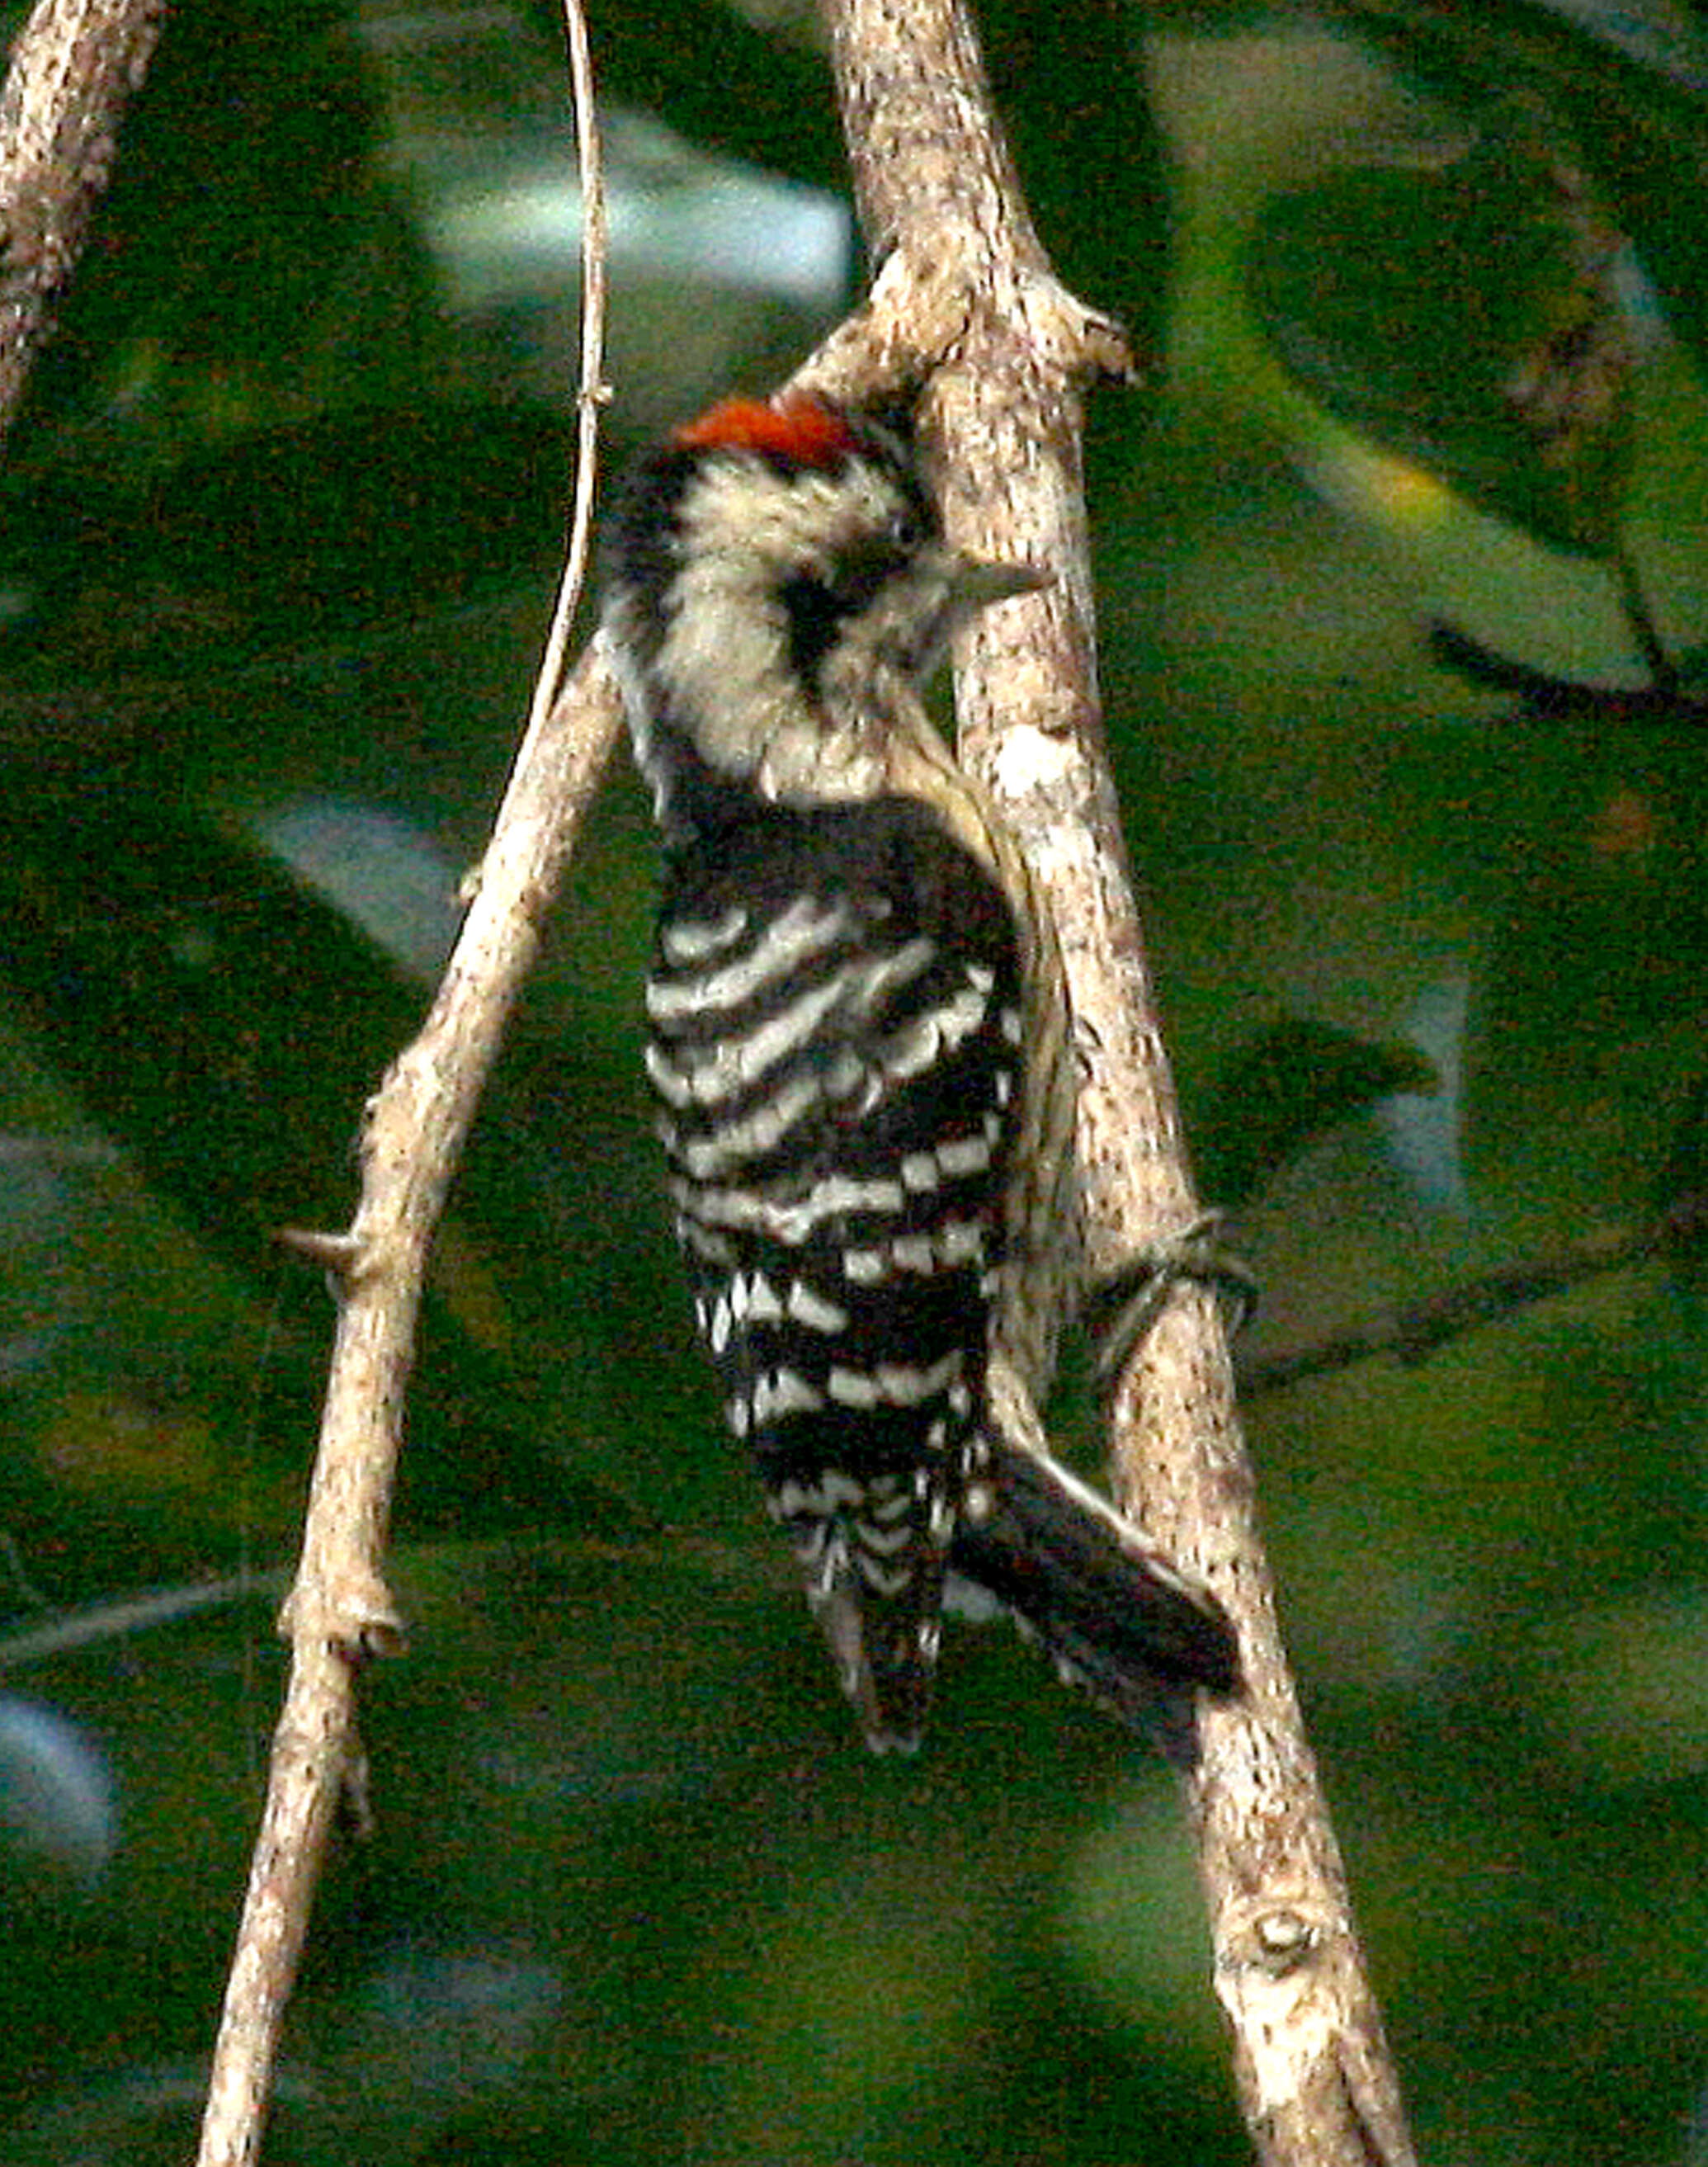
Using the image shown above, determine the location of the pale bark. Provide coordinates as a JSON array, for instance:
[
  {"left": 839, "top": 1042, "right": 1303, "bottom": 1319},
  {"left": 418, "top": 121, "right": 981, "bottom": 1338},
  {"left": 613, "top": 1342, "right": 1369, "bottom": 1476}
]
[
  {"left": 0, "top": 0, "right": 164, "bottom": 441},
  {"left": 799, "top": 2, "right": 1418, "bottom": 2158}
]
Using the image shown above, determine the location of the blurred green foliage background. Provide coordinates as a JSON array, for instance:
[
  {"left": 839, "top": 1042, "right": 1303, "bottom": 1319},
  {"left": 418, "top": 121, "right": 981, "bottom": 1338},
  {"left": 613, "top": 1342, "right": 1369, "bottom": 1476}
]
[{"left": 0, "top": 1, "right": 1705, "bottom": 2161}]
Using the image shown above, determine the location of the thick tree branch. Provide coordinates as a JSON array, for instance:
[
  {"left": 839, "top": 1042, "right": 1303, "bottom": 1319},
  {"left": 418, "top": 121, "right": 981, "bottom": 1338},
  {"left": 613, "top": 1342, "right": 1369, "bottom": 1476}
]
[
  {"left": 800, "top": 2, "right": 1417, "bottom": 2160},
  {"left": 0, "top": 0, "right": 164, "bottom": 443}
]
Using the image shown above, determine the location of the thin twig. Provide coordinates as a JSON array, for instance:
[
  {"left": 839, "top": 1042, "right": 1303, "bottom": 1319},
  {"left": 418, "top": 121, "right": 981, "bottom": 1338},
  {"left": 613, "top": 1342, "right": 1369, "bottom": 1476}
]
[
  {"left": 1616, "top": 547, "right": 1680, "bottom": 700},
  {"left": 0, "top": 1571, "right": 281, "bottom": 1673},
  {"left": 804, "top": 1, "right": 1417, "bottom": 2159},
  {"left": 0, "top": 0, "right": 166, "bottom": 443},
  {"left": 526, "top": 0, "right": 610, "bottom": 741},
  {"left": 191, "top": 7, "right": 616, "bottom": 2160},
  {"left": 1244, "top": 1191, "right": 1708, "bottom": 1395},
  {"left": 1430, "top": 617, "right": 1707, "bottom": 729}
]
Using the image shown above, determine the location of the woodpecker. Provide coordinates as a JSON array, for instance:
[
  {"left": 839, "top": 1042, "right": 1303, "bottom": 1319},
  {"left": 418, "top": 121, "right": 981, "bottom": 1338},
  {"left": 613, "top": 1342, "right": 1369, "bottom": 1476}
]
[{"left": 602, "top": 394, "right": 1236, "bottom": 1749}]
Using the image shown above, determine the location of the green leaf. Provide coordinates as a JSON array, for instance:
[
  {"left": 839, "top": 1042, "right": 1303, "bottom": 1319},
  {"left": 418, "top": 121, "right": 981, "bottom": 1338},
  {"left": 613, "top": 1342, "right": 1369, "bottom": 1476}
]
[
  {"left": 1193, "top": 1017, "right": 1437, "bottom": 1212},
  {"left": 1247, "top": 130, "right": 1638, "bottom": 555}
]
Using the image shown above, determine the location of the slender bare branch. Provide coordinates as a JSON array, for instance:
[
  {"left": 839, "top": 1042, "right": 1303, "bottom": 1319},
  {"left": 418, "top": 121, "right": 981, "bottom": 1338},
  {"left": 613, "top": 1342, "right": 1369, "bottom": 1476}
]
[
  {"left": 0, "top": 0, "right": 165, "bottom": 444},
  {"left": 804, "top": 1, "right": 1418, "bottom": 2159},
  {"left": 1245, "top": 1188, "right": 1708, "bottom": 1395},
  {"left": 191, "top": 6, "right": 616, "bottom": 2158},
  {"left": 527, "top": 0, "right": 611, "bottom": 741}
]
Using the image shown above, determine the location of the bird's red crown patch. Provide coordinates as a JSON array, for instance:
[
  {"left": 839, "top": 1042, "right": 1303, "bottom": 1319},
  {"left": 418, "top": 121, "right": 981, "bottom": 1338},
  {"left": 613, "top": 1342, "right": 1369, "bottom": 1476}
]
[{"left": 673, "top": 395, "right": 858, "bottom": 470}]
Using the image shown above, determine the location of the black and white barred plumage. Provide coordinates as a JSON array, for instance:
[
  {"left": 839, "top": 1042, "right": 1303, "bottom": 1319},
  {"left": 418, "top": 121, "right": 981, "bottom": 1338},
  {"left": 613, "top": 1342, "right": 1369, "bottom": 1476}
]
[{"left": 602, "top": 395, "right": 1235, "bottom": 1749}]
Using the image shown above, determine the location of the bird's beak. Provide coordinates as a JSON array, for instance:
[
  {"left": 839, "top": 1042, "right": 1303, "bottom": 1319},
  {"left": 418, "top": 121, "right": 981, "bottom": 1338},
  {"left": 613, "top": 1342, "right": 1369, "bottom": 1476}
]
[{"left": 949, "top": 554, "right": 1052, "bottom": 612}]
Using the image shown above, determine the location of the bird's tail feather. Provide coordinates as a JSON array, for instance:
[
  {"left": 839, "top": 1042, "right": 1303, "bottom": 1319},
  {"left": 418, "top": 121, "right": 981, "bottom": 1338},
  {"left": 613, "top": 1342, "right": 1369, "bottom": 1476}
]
[{"left": 948, "top": 1432, "right": 1239, "bottom": 1731}]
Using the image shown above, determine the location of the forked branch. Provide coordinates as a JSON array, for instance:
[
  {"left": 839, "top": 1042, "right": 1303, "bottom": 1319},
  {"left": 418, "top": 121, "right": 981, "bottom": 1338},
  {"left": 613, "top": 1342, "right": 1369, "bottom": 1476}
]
[{"left": 173, "top": 0, "right": 1416, "bottom": 2157}]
